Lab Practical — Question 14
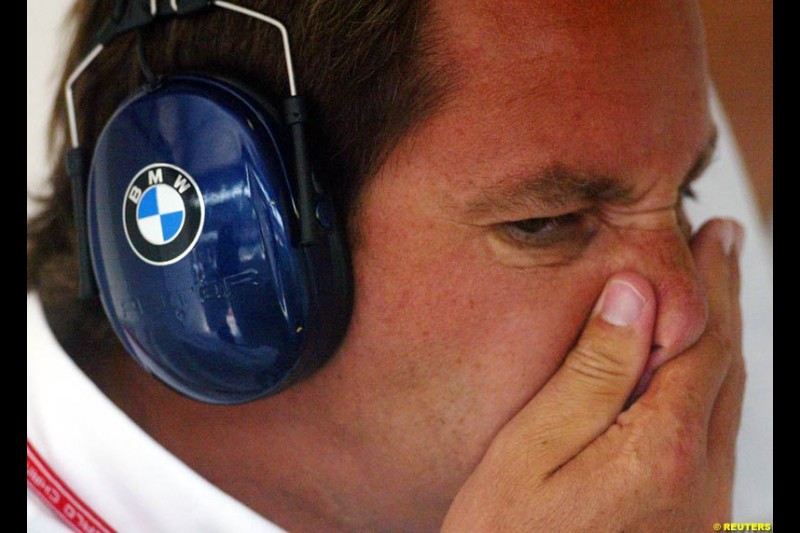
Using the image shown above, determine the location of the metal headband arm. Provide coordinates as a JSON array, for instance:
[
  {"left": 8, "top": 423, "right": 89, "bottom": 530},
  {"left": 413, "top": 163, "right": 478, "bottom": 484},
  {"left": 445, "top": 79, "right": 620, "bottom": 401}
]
[
  {"left": 64, "top": 0, "right": 299, "bottom": 149},
  {"left": 213, "top": 1, "right": 297, "bottom": 96}
]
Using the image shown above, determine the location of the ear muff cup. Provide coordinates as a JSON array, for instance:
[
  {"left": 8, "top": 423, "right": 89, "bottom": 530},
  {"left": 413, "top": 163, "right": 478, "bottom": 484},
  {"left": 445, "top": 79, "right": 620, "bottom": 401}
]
[{"left": 87, "top": 75, "right": 352, "bottom": 404}]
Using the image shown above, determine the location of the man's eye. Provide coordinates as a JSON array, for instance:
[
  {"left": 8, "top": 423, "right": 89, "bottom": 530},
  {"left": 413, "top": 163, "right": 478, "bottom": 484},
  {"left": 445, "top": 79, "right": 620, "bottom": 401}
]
[{"left": 499, "top": 212, "right": 590, "bottom": 247}]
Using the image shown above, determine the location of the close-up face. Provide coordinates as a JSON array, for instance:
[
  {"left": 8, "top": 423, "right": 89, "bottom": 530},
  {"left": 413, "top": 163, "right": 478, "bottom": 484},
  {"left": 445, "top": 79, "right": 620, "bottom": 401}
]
[
  {"left": 24, "top": 0, "right": 772, "bottom": 528},
  {"left": 294, "top": 0, "right": 717, "bottom": 517}
]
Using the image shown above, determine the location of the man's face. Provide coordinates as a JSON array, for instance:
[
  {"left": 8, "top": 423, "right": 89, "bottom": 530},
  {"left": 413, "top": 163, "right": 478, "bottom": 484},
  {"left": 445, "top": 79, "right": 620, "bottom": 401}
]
[{"left": 303, "top": 0, "right": 713, "bottom": 522}]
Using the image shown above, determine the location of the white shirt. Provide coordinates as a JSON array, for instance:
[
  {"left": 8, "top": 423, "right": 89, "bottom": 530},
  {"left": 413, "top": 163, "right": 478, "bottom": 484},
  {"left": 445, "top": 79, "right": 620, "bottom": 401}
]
[{"left": 27, "top": 293, "right": 286, "bottom": 532}]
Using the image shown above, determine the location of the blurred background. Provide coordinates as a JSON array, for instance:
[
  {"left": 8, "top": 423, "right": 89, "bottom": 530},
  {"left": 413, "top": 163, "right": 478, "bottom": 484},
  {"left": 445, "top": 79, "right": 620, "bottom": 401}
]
[
  {"left": 27, "top": 0, "right": 773, "bottom": 523},
  {"left": 701, "top": 0, "right": 773, "bottom": 231}
]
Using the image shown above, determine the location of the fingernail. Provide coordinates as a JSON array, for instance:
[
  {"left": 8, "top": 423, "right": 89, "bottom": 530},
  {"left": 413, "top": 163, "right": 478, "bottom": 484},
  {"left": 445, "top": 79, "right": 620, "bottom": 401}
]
[
  {"left": 600, "top": 280, "right": 646, "bottom": 327},
  {"left": 719, "top": 220, "right": 735, "bottom": 256}
]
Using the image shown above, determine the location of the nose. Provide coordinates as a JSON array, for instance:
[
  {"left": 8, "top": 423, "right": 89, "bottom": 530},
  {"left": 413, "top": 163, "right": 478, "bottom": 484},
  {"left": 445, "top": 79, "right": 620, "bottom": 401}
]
[{"left": 599, "top": 215, "right": 708, "bottom": 370}]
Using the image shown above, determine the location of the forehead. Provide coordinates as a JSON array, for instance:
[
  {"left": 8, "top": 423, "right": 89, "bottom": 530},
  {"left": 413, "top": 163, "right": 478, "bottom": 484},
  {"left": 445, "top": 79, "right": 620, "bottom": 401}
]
[{"left": 400, "top": 0, "right": 711, "bottom": 200}]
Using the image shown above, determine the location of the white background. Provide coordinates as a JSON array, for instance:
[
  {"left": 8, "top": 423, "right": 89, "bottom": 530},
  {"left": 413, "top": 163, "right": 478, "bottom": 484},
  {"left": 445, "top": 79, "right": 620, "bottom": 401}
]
[{"left": 27, "top": 0, "right": 773, "bottom": 523}]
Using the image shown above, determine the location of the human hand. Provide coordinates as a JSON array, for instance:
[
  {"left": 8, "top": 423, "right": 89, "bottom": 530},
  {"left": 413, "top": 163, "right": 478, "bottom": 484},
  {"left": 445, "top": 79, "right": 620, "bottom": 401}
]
[{"left": 442, "top": 218, "right": 745, "bottom": 532}]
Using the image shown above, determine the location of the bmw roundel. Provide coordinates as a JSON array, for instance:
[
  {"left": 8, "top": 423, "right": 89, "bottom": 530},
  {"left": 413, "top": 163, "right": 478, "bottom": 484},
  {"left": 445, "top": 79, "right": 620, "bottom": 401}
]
[{"left": 123, "top": 163, "right": 205, "bottom": 265}]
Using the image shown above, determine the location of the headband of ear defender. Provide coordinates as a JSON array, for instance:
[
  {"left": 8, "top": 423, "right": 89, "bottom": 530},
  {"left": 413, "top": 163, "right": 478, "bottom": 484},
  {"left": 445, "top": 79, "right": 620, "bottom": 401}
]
[{"left": 66, "top": 1, "right": 353, "bottom": 404}]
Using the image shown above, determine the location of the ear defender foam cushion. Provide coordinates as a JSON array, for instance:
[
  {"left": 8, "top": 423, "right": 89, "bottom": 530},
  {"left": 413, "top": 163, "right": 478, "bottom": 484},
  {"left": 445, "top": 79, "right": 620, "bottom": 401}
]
[{"left": 87, "top": 75, "right": 352, "bottom": 404}]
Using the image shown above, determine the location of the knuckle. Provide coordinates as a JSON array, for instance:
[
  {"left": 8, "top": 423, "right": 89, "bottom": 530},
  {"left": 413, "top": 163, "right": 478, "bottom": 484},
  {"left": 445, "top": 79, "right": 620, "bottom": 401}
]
[
  {"left": 615, "top": 407, "right": 706, "bottom": 503},
  {"left": 566, "top": 342, "right": 634, "bottom": 387},
  {"left": 651, "top": 411, "right": 706, "bottom": 499},
  {"left": 613, "top": 430, "right": 651, "bottom": 489}
]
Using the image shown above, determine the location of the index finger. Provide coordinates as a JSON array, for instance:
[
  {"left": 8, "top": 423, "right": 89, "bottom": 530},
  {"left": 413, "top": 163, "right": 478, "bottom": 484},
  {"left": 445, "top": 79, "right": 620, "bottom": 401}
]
[{"left": 635, "top": 218, "right": 743, "bottom": 432}]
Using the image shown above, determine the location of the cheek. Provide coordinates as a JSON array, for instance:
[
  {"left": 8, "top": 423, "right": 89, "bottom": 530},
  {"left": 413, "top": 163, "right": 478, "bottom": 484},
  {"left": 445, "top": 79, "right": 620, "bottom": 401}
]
[
  {"left": 346, "top": 205, "right": 602, "bottom": 444},
  {"left": 324, "top": 174, "right": 626, "bottom": 496}
]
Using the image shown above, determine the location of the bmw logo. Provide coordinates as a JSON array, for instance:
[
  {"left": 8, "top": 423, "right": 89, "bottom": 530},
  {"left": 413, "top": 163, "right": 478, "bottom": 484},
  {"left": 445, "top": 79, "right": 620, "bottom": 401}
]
[{"left": 123, "top": 163, "right": 205, "bottom": 265}]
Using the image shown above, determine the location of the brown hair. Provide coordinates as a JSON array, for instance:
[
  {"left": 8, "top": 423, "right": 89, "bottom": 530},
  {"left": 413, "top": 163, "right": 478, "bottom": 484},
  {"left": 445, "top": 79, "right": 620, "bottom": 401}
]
[{"left": 27, "top": 0, "right": 452, "bottom": 358}]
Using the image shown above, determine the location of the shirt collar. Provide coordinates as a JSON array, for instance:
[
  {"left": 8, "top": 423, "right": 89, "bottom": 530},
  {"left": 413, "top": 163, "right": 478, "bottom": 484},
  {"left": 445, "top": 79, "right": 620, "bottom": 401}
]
[{"left": 27, "top": 292, "right": 285, "bottom": 532}]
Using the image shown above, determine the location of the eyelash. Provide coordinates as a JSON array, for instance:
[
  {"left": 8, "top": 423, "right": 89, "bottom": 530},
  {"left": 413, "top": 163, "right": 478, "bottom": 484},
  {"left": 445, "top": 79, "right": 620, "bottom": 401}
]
[
  {"left": 510, "top": 212, "right": 581, "bottom": 233},
  {"left": 502, "top": 212, "right": 589, "bottom": 247},
  {"left": 501, "top": 183, "right": 699, "bottom": 247}
]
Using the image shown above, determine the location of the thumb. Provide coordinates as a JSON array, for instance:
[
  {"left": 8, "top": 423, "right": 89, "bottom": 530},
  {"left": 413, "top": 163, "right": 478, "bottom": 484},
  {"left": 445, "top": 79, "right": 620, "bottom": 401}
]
[{"left": 492, "top": 273, "right": 656, "bottom": 479}]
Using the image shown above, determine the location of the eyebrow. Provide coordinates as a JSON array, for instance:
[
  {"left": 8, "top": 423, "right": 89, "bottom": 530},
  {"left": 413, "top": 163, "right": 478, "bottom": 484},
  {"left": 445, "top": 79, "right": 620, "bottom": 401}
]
[{"left": 463, "top": 127, "right": 719, "bottom": 216}]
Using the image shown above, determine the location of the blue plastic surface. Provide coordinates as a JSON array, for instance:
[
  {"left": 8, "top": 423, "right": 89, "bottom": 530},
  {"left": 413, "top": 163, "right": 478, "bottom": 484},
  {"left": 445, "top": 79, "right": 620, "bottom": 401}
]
[{"left": 87, "top": 76, "right": 352, "bottom": 403}]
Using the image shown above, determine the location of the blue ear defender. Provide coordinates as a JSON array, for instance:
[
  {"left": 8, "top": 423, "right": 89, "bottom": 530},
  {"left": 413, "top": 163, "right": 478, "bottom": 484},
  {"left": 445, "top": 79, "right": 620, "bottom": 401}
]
[{"left": 64, "top": 1, "right": 353, "bottom": 404}]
